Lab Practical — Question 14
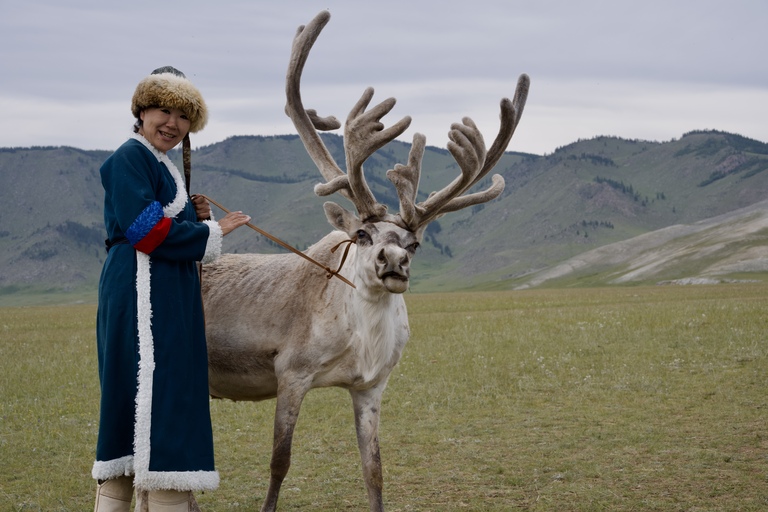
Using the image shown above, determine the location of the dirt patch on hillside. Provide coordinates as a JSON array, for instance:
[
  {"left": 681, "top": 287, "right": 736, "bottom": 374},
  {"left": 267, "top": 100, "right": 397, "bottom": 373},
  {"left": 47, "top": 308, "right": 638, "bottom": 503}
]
[{"left": 516, "top": 200, "right": 768, "bottom": 288}]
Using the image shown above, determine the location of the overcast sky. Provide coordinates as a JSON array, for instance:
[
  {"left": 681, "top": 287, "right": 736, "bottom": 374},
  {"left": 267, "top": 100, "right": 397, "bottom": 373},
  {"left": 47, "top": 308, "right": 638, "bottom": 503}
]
[{"left": 2, "top": 0, "right": 766, "bottom": 156}]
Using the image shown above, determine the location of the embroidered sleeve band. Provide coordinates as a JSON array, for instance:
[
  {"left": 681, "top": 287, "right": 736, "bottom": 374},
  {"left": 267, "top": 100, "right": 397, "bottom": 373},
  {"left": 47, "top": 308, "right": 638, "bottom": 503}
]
[{"left": 126, "top": 201, "right": 172, "bottom": 254}]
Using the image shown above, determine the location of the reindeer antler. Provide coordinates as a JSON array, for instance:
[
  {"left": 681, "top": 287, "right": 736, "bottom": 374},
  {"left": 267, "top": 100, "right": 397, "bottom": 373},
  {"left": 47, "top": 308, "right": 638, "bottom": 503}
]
[
  {"left": 286, "top": 11, "right": 530, "bottom": 233},
  {"left": 388, "top": 74, "right": 530, "bottom": 233},
  {"left": 286, "top": 11, "right": 411, "bottom": 222},
  {"left": 285, "top": 12, "right": 342, "bottom": 181}
]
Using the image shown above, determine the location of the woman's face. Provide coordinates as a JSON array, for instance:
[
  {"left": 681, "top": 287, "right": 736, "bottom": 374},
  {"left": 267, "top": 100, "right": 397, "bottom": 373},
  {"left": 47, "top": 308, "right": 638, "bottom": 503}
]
[{"left": 139, "top": 107, "right": 191, "bottom": 153}]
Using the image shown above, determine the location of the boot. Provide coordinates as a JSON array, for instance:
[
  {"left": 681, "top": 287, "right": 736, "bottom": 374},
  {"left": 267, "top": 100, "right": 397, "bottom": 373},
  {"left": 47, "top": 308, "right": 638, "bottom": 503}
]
[
  {"left": 135, "top": 489, "right": 201, "bottom": 512},
  {"left": 93, "top": 476, "right": 133, "bottom": 512}
]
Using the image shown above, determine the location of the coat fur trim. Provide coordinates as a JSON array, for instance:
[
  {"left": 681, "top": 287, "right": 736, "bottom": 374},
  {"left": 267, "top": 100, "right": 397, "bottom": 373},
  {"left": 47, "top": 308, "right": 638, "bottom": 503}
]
[
  {"left": 131, "top": 134, "right": 219, "bottom": 490},
  {"left": 131, "top": 72, "right": 208, "bottom": 133},
  {"left": 92, "top": 455, "right": 134, "bottom": 480}
]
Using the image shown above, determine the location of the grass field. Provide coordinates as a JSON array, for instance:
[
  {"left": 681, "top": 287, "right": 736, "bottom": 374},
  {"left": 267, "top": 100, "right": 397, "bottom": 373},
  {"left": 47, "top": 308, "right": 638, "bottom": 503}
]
[{"left": 1, "top": 284, "right": 766, "bottom": 511}]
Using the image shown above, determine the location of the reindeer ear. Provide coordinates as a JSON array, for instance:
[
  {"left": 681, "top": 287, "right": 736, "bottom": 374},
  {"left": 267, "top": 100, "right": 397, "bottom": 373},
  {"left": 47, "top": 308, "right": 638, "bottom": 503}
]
[{"left": 323, "top": 202, "right": 362, "bottom": 232}]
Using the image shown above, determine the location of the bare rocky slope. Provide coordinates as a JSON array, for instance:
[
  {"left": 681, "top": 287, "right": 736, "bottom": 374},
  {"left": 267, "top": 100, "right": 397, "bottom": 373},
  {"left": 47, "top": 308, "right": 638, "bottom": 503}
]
[{"left": 513, "top": 199, "right": 768, "bottom": 289}]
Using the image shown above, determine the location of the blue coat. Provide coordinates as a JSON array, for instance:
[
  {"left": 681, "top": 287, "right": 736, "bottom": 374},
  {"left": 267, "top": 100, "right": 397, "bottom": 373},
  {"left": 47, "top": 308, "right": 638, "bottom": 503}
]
[{"left": 92, "top": 135, "right": 222, "bottom": 491}]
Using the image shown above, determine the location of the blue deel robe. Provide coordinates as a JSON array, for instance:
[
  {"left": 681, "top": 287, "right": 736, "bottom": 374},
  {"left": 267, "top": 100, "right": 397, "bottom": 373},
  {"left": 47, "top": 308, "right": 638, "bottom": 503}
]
[{"left": 92, "top": 134, "right": 223, "bottom": 491}]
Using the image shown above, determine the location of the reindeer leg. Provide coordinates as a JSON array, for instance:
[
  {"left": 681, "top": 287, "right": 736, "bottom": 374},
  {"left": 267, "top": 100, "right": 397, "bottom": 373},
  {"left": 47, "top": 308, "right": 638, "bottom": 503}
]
[
  {"left": 350, "top": 385, "right": 386, "bottom": 512},
  {"left": 261, "top": 377, "right": 311, "bottom": 512}
]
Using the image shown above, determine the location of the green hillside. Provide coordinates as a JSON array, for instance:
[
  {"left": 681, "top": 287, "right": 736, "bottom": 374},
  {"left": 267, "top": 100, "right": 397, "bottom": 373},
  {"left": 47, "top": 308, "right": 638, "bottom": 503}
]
[{"left": 1, "top": 129, "right": 767, "bottom": 305}]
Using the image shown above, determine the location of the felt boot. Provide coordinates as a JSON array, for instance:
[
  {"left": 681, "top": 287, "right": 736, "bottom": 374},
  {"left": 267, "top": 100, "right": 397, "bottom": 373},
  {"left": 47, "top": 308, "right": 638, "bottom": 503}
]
[
  {"left": 93, "top": 476, "right": 133, "bottom": 512},
  {"left": 135, "top": 489, "right": 202, "bottom": 512}
]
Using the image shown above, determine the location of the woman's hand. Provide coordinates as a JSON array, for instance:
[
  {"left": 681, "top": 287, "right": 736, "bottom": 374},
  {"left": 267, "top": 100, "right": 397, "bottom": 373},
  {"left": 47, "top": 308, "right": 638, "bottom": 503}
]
[
  {"left": 191, "top": 194, "right": 249, "bottom": 235},
  {"left": 191, "top": 194, "right": 212, "bottom": 221},
  {"left": 218, "top": 211, "right": 251, "bottom": 236}
]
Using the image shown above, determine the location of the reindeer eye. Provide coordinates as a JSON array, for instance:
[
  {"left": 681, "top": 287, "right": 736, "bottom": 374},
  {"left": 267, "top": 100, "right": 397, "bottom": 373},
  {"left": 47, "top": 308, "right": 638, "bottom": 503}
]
[
  {"left": 406, "top": 242, "right": 420, "bottom": 253},
  {"left": 355, "top": 230, "right": 370, "bottom": 244}
]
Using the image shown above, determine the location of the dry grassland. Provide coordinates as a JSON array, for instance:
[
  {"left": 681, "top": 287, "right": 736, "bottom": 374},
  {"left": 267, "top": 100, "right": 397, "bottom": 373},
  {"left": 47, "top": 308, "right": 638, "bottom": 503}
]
[{"left": 1, "top": 284, "right": 766, "bottom": 510}]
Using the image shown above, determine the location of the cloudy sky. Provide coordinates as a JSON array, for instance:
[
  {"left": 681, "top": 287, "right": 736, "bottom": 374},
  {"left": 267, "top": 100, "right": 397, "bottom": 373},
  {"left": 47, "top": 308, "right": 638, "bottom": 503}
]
[{"left": 2, "top": 0, "right": 766, "bottom": 155}]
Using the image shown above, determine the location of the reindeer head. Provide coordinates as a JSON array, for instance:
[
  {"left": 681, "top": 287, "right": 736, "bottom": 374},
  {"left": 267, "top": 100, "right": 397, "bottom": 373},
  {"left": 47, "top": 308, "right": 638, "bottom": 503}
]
[{"left": 286, "top": 11, "right": 529, "bottom": 294}]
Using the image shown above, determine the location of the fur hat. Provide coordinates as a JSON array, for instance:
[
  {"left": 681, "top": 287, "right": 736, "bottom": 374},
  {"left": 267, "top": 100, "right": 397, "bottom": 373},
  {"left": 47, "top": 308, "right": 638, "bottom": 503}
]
[{"left": 131, "top": 66, "right": 208, "bottom": 133}]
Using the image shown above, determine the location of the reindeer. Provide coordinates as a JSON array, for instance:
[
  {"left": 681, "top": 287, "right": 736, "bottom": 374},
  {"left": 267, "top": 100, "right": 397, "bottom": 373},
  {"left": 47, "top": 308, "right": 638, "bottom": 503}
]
[{"left": 201, "top": 10, "right": 529, "bottom": 512}]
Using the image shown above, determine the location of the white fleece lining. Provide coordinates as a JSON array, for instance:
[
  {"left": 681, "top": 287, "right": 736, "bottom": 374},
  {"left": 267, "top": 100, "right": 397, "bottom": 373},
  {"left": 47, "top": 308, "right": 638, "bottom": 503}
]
[
  {"left": 131, "top": 134, "right": 187, "bottom": 219},
  {"left": 202, "top": 219, "right": 223, "bottom": 264},
  {"left": 92, "top": 455, "right": 134, "bottom": 480},
  {"left": 133, "top": 250, "right": 155, "bottom": 484},
  {"left": 95, "top": 134, "right": 219, "bottom": 490}
]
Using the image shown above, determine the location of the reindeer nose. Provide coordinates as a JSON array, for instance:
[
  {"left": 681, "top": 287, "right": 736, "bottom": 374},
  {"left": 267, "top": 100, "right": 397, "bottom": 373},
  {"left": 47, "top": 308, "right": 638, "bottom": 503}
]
[{"left": 377, "top": 246, "right": 410, "bottom": 277}]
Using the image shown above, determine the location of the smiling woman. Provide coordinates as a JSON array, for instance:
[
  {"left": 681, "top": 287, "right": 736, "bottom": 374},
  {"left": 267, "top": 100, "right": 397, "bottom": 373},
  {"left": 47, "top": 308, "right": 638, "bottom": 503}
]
[
  {"left": 91, "top": 66, "right": 251, "bottom": 511},
  {"left": 138, "top": 107, "right": 191, "bottom": 154}
]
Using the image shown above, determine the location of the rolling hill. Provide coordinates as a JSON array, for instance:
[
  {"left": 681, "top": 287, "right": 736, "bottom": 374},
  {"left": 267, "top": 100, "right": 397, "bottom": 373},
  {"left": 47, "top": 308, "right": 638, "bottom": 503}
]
[{"left": 1, "top": 129, "right": 767, "bottom": 305}]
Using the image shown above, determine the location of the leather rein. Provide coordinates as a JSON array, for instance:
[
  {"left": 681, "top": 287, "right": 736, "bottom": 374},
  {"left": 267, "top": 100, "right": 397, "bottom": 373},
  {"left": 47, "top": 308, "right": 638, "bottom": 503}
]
[{"left": 199, "top": 194, "right": 356, "bottom": 289}]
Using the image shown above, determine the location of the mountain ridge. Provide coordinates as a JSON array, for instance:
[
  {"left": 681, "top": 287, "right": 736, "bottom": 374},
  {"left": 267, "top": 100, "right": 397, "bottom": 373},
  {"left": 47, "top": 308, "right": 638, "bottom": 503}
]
[{"left": 1, "top": 129, "right": 767, "bottom": 304}]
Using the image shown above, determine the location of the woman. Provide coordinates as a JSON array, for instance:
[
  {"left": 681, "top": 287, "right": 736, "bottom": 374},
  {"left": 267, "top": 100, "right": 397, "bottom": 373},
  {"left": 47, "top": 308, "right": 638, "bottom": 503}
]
[{"left": 92, "top": 66, "right": 250, "bottom": 511}]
